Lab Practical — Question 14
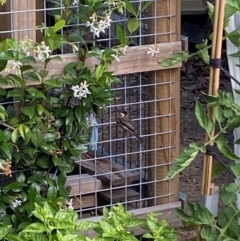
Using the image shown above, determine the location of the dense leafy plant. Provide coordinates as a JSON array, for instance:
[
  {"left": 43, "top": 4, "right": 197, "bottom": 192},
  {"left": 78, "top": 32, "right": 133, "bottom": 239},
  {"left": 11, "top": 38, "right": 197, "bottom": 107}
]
[
  {"left": 0, "top": 203, "right": 178, "bottom": 241},
  {"left": 0, "top": 0, "right": 153, "bottom": 235},
  {"left": 161, "top": 1, "right": 240, "bottom": 240}
]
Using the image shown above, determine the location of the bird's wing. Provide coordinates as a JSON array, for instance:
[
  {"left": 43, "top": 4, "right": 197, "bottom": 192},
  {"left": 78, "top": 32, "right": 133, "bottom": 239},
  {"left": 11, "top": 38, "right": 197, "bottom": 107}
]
[{"left": 119, "top": 119, "right": 136, "bottom": 132}]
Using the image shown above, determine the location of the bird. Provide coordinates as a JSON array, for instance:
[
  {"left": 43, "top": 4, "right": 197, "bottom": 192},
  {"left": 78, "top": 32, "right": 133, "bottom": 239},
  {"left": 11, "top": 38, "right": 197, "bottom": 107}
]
[{"left": 117, "top": 110, "right": 143, "bottom": 144}]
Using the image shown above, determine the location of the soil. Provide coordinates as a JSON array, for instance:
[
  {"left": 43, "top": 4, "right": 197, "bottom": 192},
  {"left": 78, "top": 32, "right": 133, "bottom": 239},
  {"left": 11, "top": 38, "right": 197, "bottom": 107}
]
[{"left": 179, "top": 48, "right": 235, "bottom": 203}]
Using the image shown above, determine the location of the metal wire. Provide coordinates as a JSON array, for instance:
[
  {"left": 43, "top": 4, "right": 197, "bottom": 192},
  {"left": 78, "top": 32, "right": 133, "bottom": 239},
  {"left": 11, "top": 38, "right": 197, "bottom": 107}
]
[{"left": 0, "top": 0, "right": 179, "bottom": 218}]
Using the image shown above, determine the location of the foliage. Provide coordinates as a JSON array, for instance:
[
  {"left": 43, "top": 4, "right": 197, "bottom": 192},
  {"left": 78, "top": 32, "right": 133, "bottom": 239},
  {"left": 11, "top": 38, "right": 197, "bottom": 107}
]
[
  {"left": 163, "top": 1, "right": 240, "bottom": 240},
  {"left": 159, "top": 2, "right": 240, "bottom": 67},
  {"left": 0, "top": 0, "right": 152, "bottom": 235},
  {"left": 0, "top": 203, "right": 177, "bottom": 241}
]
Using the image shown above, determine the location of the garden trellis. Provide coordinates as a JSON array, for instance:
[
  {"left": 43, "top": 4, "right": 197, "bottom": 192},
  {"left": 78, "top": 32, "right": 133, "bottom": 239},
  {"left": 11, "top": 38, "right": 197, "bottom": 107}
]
[{"left": 0, "top": 0, "right": 182, "bottom": 227}]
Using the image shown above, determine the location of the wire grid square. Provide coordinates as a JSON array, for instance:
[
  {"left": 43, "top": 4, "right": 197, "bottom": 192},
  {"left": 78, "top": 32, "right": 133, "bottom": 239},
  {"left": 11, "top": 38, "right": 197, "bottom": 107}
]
[{"left": 0, "top": 0, "right": 179, "bottom": 218}]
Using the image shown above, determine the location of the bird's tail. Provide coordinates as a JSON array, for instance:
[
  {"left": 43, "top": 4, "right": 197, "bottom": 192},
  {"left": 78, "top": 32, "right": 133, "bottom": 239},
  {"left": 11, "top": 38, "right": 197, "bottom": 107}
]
[{"left": 134, "top": 131, "right": 144, "bottom": 144}]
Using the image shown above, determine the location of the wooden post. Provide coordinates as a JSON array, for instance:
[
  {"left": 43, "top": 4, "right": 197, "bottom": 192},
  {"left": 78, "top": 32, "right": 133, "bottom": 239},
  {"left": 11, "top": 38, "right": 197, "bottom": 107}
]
[
  {"left": 147, "top": 0, "right": 181, "bottom": 205},
  {"left": 36, "top": 0, "right": 44, "bottom": 43},
  {"left": 12, "top": 0, "right": 36, "bottom": 41},
  {"left": 0, "top": 1, "right": 11, "bottom": 41},
  {"left": 11, "top": 0, "right": 36, "bottom": 114}
]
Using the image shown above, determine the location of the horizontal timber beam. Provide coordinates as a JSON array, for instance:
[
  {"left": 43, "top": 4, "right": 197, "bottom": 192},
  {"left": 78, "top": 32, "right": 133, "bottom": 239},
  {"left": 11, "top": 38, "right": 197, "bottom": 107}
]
[{"left": 0, "top": 41, "right": 181, "bottom": 89}]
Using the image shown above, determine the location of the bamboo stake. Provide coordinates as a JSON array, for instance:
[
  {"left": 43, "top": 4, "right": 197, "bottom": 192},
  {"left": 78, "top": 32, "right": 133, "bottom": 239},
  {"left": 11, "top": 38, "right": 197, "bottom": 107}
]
[
  {"left": 202, "top": 0, "right": 225, "bottom": 198},
  {"left": 198, "top": 1, "right": 225, "bottom": 240}
]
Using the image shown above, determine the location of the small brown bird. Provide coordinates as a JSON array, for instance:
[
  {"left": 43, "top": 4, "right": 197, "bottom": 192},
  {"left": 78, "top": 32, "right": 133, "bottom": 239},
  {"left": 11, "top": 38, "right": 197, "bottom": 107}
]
[{"left": 117, "top": 110, "right": 143, "bottom": 144}]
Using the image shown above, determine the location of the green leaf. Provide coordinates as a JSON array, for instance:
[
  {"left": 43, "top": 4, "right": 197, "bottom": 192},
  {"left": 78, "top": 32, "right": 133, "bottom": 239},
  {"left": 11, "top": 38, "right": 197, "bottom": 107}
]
[
  {"left": 95, "top": 64, "right": 104, "bottom": 80},
  {"left": 227, "top": 29, "right": 240, "bottom": 47},
  {"left": 28, "top": 183, "right": 38, "bottom": 203},
  {"left": 124, "top": 0, "right": 137, "bottom": 16},
  {"left": 53, "top": 20, "right": 66, "bottom": 33},
  {"left": 16, "top": 171, "right": 26, "bottom": 182},
  {"left": 0, "top": 142, "right": 12, "bottom": 160},
  {"left": 4, "top": 182, "right": 27, "bottom": 192},
  {"left": 230, "top": 164, "right": 240, "bottom": 177},
  {"left": 11, "top": 128, "right": 19, "bottom": 143},
  {"left": 195, "top": 101, "right": 214, "bottom": 134},
  {"left": 77, "top": 220, "right": 99, "bottom": 231},
  {"left": 57, "top": 172, "right": 66, "bottom": 190},
  {"left": 197, "top": 48, "right": 210, "bottom": 64},
  {"left": 0, "top": 60, "right": 7, "bottom": 71},
  {"left": 28, "top": 233, "right": 48, "bottom": 241},
  {"left": 213, "top": 105, "right": 223, "bottom": 123},
  {"left": 165, "top": 145, "right": 200, "bottom": 179},
  {"left": 47, "top": 186, "right": 57, "bottom": 200},
  {"left": 7, "top": 89, "right": 25, "bottom": 101},
  {"left": 159, "top": 51, "right": 190, "bottom": 67},
  {"left": 200, "top": 226, "right": 218, "bottom": 241},
  {"left": 26, "top": 87, "right": 46, "bottom": 100},
  {"left": 18, "top": 124, "right": 29, "bottom": 141},
  {"left": 31, "top": 131, "right": 42, "bottom": 148},
  {"left": 55, "top": 210, "right": 78, "bottom": 223},
  {"left": 7, "top": 38, "right": 18, "bottom": 51},
  {"left": 207, "top": 2, "right": 214, "bottom": 22},
  {"left": 212, "top": 162, "right": 225, "bottom": 181},
  {"left": 227, "top": 116, "right": 240, "bottom": 129},
  {"left": 127, "top": 18, "right": 140, "bottom": 34},
  {"left": 225, "top": 183, "right": 238, "bottom": 192},
  {"left": 220, "top": 185, "right": 237, "bottom": 206},
  {"left": 45, "top": 55, "right": 62, "bottom": 66},
  {"left": 0, "top": 52, "right": 13, "bottom": 61},
  {"left": 36, "top": 156, "right": 52, "bottom": 169},
  {"left": 65, "top": 114, "right": 75, "bottom": 126},
  {"left": 21, "top": 222, "right": 46, "bottom": 233},
  {"left": 21, "top": 106, "right": 35, "bottom": 119},
  {"left": 116, "top": 25, "right": 126, "bottom": 45},
  {"left": 43, "top": 133, "right": 58, "bottom": 142},
  {"left": 0, "top": 225, "right": 12, "bottom": 240},
  {"left": 216, "top": 137, "right": 240, "bottom": 161}
]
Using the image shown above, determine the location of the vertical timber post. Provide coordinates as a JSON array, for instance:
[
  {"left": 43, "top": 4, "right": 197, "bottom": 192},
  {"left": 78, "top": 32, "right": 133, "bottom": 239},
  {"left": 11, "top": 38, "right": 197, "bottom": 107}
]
[
  {"left": 147, "top": 0, "right": 181, "bottom": 205},
  {"left": 0, "top": 1, "right": 11, "bottom": 41},
  {"left": 12, "top": 0, "right": 36, "bottom": 114},
  {"left": 12, "top": 0, "right": 36, "bottom": 41}
]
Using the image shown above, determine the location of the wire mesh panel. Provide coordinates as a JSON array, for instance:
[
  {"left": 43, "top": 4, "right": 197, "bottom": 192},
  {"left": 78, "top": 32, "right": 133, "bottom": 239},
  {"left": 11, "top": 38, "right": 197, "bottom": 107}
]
[{"left": 0, "top": 0, "right": 180, "bottom": 218}]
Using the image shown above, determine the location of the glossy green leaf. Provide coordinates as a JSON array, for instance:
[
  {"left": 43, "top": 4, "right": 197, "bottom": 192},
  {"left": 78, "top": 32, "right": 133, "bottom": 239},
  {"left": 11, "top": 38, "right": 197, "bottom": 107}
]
[
  {"left": 57, "top": 171, "right": 66, "bottom": 190},
  {"left": 95, "top": 64, "right": 104, "bottom": 80},
  {"left": 4, "top": 182, "right": 27, "bottom": 192},
  {"left": 0, "top": 60, "right": 7, "bottom": 71},
  {"left": 16, "top": 171, "right": 26, "bottom": 183},
  {"left": 47, "top": 186, "right": 57, "bottom": 200},
  {"left": 11, "top": 128, "right": 19, "bottom": 143},
  {"left": 124, "top": 0, "right": 137, "bottom": 16},
  {"left": 31, "top": 131, "right": 42, "bottom": 148},
  {"left": 127, "top": 18, "right": 140, "bottom": 34},
  {"left": 0, "top": 142, "right": 12, "bottom": 160},
  {"left": 28, "top": 183, "right": 38, "bottom": 203},
  {"left": 53, "top": 20, "right": 66, "bottom": 33},
  {"left": 26, "top": 87, "right": 46, "bottom": 100},
  {"left": 0, "top": 52, "right": 13, "bottom": 61},
  {"left": 21, "top": 106, "right": 35, "bottom": 119},
  {"left": 116, "top": 25, "right": 126, "bottom": 45}
]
